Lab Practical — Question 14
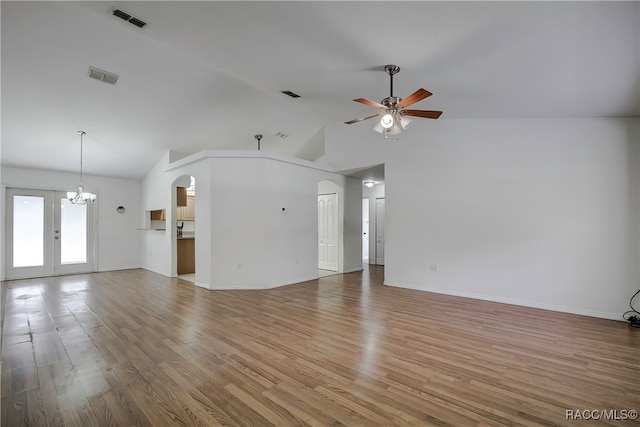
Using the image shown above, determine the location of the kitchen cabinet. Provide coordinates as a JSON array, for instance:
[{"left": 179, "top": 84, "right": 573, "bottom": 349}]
[
  {"left": 150, "top": 209, "right": 165, "bottom": 220},
  {"left": 177, "top": 187, "right": 187, "bottom": 207},
  {"left": 177, "top": 195, "right": 195, "bottom": 220},
  {"left": 177, "top": 238, "right": 195, "bottom": 274},
  {"left": 144, "top": 209, "right": 166, "bottom": 230}
]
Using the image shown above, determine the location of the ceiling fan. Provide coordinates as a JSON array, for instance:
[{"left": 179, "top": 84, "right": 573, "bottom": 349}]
[{"left": 345, "top": 65, "right": 442, "bottom": 136}]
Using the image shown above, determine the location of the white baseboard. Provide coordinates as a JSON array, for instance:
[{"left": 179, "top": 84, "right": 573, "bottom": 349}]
[
  {"left": 193, "top": 281, "right": 213, "bottom": 290},
  {"left": 204, "top": 274, "right": 319, "bottom": 291},
  {"left": 383, "top": 281, "right": 624, "bottom": 321}
]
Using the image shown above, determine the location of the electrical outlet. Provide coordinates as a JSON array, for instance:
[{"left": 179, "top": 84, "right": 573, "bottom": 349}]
[{"left": 430, "top": 264, "right": 437, "bottom": 271}]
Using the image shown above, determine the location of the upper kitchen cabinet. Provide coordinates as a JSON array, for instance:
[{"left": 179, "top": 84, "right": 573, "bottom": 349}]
[
  {"left": 177, "top": 187, "right": 188, "bottom": 207},
  {"left": 177, "top": 195, "right": 195, "bottom": 220}
]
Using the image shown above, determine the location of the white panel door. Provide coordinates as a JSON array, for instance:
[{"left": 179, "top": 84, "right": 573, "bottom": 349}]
[
  {"left": 318, "top": 193, "right": 338, "bottom": 271},
  {"left": 375, "top": 198, "right": 385, "bottom": 265},
  {"left": 362, "top": 199, "right": 369, "bottom": 261},
  {"left": 5, "top": 188, "right": 95, "bottom": 279}
]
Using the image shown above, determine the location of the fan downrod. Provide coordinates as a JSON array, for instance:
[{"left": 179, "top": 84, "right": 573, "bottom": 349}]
[{"left": 384, "top": 65, "right": 401, "bottom": 105}]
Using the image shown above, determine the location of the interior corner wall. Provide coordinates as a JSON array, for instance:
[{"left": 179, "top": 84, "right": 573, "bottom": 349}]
[
  {"left": 1, "top": 166, "right": 142, "bottom": 275},
  {"left": 0, "top": 179, "right": 5, "bottom": 281},
  {"left": 0, "top": 167, "right": 3, "bottom": 325},
  {"left": 363, "top": 183, "right": 385, "bottom": 265},
  {"left": 208, "top": 157, "right": 270, "bottom": 288},
  {"left": 325, "top": 117, "right": 640, "bottom": 320},
  {"left": 207, "top": 155, "right": 354, "bottom": 289},
  {"left": 140, "top": 152, "right": 211, "bottom": 286},
  {"left": 343, "top": 176, "right": 364, "bottom": 273},
  {"left": 142, "top": 151, "right": 362, "bottom": 290},
  {"left": 141, "top": 152, "right": 173, "bottom": 277},
  {"left": 265, "top": 160, "right": 325, "bottom": 286}
]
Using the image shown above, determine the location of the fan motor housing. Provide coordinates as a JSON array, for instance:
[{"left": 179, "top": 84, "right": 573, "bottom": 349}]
[{"left": 382, "top": 96, "right": 402, "bottom": 108}]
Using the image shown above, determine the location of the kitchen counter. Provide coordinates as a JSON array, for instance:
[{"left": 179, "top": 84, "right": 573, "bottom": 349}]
[{"left": 177, "top": 232, "right": 195, "bottom": 239}]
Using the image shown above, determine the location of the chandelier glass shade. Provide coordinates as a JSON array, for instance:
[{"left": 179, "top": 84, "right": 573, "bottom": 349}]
[{"left": 67, "top": 131, "right": 96, "bottom": 205}]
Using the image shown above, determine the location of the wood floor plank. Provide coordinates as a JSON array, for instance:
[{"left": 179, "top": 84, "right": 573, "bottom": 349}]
[{"left": 1, "top": 266, "right": 638, "bottom": 426}]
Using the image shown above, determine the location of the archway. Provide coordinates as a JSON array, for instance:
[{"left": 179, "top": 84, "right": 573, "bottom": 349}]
[{"left": 171, "top": 175, "right": 196, "bottom": 279}]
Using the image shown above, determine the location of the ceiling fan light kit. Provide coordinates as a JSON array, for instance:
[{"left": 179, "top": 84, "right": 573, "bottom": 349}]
[
  {"left": 380, "top": 113, "right": 394, "bottom": 129},
  {"left": 345, "top": 64, "right": 442, "bottom": 139}
]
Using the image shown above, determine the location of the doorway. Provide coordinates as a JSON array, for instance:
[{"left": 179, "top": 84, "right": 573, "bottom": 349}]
[
  {"left": 318, "top": 192, "right": 338, "bottom": 272},
  {"left": 362, "top": 199, "right": 369, "bottom": 261},
  {"left": 174, "top": 176, "right": 196, "bottom": 281},
  {"left": 375, "top": 197, "right": 385, "bottom": 265},
  {"left": 5, "top": 188, "right": 95, "bottom": 279}
]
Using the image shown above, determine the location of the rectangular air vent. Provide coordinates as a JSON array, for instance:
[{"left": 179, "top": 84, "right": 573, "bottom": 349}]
[
  {"left": 112, "top": 9, "right": 131, "bottom": 21},
  {"left": 112, "top": 9, "right": 147, "bottom": 28},
  {"left": 88, "top": 66, "right": 119, "bottom": 85},
  {"left": 281, "top": 90, "right": 300, "bottom": 98},
  {"left": 128, "top": 17, "right": 147, "bottom": 28}
]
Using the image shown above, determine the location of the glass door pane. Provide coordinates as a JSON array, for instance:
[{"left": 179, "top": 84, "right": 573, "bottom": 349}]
[
  {"left": 5, "top": 188, "right": 94, "bottom": 280},
  {"left": 5, "top": 188, "right": 53, "bottom": 279},
  {"left": 60, "top": 198, "right": 87, "bottom": 264},
  {"left": 53, "top": 191, "right": 94, "bottom": 276},
  {"left": 12, "top": 195, "right": 45, "bottom": 267}
]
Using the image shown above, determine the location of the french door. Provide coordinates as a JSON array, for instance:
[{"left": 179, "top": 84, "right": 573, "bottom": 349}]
[{"left": 5, "top": 188, "right": 95, "bottom": 279}]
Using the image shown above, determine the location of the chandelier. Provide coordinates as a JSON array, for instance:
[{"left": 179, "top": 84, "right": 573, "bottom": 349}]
[{"left": 67, "top": 131, "right": 96, "bottom": 205}]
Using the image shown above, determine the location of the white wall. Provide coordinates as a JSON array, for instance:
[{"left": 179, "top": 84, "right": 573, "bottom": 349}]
[
  {"left": 208, "top": 157, "right": 270, "bottom": 287},
  {"left": 318, "top": 178, "right": 364, "bottom": 274},
  {"left": 140, "top": 152, "right": 173, "bottom": 277},
  {"left": 325, "top": 117, "right": 639, "bottom": 320},
  {"left": 343, "top": 176, "right": 364, "bottom": 272},
  {"left": 363, "top": 183, "right": 385, "bottom": 264},
  {"left": 142, "top": 151, "right": 362, "bottom": 289},
  {"left": 140, "top": 152, "right": 212, "bottom": 287},
  {"left": 1, "top": 166, "right": 142, "bottom": 278}
]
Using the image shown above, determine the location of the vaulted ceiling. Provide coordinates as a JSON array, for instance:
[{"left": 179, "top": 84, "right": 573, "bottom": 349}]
[{"left": 2, "top": 1, "right": 638, "bottom": 179}]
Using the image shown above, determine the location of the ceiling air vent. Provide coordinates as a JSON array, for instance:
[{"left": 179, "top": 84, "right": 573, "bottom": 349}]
[
  {"left": 112, "top": 9, "right": 147, "bottom": 28},
  {"left": 128, "top": 17, "right": 147, "bottom": 28},
  {"left": 87, "top": 66, "right": 119, "bottom": 85},
  {"left": 281, "top": 90, "right": 300, "bottom": 98}
]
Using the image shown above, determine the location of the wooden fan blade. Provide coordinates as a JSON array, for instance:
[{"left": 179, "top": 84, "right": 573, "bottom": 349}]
[
  {"left": 404, "top": 109, "right": 442, "bottom": 119},
  {"left": 345, "top": 113, "right": 381, "bottom": 125},
  {"left": 397, "top": 88, "right": 432, "bottom": 108},
  {"left": 354, "top": 98, "right": 385, "bottom": 109}
]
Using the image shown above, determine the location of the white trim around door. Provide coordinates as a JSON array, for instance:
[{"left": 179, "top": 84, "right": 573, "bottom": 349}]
[{"left": 5, "top": 188, "right": 96, "bottom": 280}]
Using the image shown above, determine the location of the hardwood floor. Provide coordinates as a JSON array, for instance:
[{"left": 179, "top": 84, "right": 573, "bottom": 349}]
[{"left": 1, "top": 266, "right": 638, "bottom": 426}]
